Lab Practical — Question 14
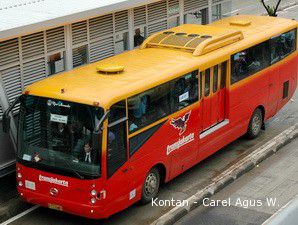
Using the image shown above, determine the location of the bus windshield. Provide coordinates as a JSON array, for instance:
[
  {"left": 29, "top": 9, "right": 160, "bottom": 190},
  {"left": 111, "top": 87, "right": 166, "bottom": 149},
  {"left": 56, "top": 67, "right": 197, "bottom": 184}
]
[{"left": 17, "top": 95, "right": 104, "bottom": 179}]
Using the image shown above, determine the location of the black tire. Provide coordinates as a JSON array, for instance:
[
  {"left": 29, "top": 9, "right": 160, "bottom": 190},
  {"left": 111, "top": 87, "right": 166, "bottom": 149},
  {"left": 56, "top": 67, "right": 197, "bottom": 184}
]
[
  {"left": 247, "top": 108, "right": 263, "bottom": 139},
  {"left": 140, "top": 167, "right": 160, "bottom": 204}
]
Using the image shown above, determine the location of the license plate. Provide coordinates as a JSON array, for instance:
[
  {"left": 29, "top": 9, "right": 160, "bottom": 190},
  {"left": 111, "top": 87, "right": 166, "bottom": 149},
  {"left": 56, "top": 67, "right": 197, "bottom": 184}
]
[{"left": 48, "top": 203, "right": 63, "bottom": 211}]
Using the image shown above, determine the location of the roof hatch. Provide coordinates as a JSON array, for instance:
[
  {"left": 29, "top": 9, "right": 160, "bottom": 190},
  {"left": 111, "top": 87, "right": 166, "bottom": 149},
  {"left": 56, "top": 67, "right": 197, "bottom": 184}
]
[
  {"left": 96, "top": 64, "right": 124, "bottom": 74},
  {"left": 229, "top": 20, "right": 252, "bottom": 26}
]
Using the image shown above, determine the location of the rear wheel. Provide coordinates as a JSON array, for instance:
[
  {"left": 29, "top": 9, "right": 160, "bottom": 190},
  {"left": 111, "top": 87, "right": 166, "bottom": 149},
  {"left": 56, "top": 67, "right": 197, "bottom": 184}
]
[
  {"left": 140, "top": 167, "right": 160, "bottom": 204},
  {"left": 247, "top": 108, "right": 263, "bottom": 139}
]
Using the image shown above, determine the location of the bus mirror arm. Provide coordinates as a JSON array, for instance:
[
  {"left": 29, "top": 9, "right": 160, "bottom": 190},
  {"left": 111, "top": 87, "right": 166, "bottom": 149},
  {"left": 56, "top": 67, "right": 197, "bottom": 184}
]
[
  {"left": 2, "top": 96, "right": 20, "bottom": 133},
  {"left": 95, "top": 110, "right": 110, "bottom": 134}
]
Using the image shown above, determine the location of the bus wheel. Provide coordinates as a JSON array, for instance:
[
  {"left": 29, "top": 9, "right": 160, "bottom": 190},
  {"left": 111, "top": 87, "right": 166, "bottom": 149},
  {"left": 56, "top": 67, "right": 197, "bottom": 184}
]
[
  {"left": 141, "top": 167, "right": 160, "bottom": 204},
  {"left": 247, "top": 108, "right": 263, "bottom": 139}
]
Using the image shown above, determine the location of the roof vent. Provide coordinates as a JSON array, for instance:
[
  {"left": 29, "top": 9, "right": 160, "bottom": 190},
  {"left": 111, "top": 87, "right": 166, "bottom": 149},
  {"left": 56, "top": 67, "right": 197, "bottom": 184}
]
[
  {"left": 163, "top": 31, "right": 175, "bottom": 35},
  {"left": 175, "top": 32, "right": 187, "bottom": 36},
  {"left": 188, "top": 34, "right": 200, "bottom": 37},
  {"left": 229, "top": 20, "right": 251, "bottom": 26},
  {"left": 96, "top": 64, "right": 124, "bottom": 74}
]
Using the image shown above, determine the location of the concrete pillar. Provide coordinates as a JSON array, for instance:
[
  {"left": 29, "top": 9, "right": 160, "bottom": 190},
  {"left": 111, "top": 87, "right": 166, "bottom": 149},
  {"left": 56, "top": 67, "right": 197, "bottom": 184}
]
[
  {"left": 64, "top": 24, "right": 73, "bottom": 71},
  {"left": 208, "top": 0, "right": 213, "bottom": 24},
  {"left": 179, "top": 0, "right": 184, "bottom": 24},
  {"left": 128, "top": 9, "right": 135, "bottom": 50}
]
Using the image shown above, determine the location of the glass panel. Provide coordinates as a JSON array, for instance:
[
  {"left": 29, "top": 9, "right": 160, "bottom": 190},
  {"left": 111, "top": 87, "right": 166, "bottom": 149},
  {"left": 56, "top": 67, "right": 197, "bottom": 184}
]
[
  {"left": 18, "top": 95, "right": 104, "bottom": 179},
  {"left": 213, "top": 65, "right": 219, "bottom": 93},
  {"left": 231, "top": 41, "right": 269, "bottom": 84},
  {"left": 128, "top": 71, "right": 198, "bottom": 133},
  {"left": 109, "top": 100, "right": 126, "bottom": 123},
  {"left": 220, "top": 62, "right": 227, "bottom": 89},
  {"left": 270, "top": 29, "right": 296, "bottom": 64},
  {"left": 204, "top": 69, "right": 211, "bottom": 96},
  {"left": 107, "top": 121, "right": 127, "bottom": 178}
]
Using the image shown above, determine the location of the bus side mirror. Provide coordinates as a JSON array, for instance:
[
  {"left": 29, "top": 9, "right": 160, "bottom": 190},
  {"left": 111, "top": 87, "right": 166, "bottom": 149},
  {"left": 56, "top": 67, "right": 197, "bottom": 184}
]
[{"left": 2, "top": 114, "right": 11, "bottom": 133}]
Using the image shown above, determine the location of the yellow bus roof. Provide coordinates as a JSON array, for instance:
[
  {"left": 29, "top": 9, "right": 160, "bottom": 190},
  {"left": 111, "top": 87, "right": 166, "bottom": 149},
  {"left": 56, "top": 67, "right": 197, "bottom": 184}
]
[{"left": 26, "top": 15, "right": 298, "bottom": 109}]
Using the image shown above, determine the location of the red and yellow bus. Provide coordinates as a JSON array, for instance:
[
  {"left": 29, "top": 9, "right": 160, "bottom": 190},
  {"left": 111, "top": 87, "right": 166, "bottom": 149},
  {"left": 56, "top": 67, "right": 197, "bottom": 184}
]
[{"left": 3, "top": 15, "right": 297, "bottom": 219}]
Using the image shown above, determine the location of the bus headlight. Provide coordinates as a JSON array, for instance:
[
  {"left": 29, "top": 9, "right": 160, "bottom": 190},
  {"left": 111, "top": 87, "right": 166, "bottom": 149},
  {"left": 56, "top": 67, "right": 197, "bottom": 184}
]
[
  {"left": 17, "top": 173, "right": 22, "bottom": 179},
  {"left": 18, "top": 181, "right": 23, "bottom": 187},
  {"left": 90, "top": 190, "right": 97, "bottom": 197},
  {"left": 90, "top": 198, "right": 97, "bottom": 204}
]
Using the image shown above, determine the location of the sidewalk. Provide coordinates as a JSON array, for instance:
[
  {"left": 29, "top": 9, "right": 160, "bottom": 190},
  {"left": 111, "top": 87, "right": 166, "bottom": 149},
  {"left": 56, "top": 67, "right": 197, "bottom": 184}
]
[{"left": 175, "top": 138, "right": 298, "bottom": 225}]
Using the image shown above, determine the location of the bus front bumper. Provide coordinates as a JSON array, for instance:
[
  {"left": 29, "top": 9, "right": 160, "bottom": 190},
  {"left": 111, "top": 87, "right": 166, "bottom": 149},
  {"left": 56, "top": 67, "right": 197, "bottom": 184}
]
[{"left": 18, "top": 187, "right": 108, "bottom": 219}]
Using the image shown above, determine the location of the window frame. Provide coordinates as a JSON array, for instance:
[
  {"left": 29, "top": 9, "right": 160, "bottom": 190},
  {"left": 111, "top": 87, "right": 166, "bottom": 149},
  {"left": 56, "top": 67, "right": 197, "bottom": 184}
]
[
  {"left": 230, "top": 28, "right": 297, "bottom": 86},
  {"left": 127, "top": 70, "right": 200, "bottom": 136},
  {"left": 231, "top": 40, "right": 270, "bottom": 85},
  {"left": 269, "top": 28, "right": 297, "bottom": 66},
  {"left": 106, "top": 101, "right": 128, "bottom": 178}
]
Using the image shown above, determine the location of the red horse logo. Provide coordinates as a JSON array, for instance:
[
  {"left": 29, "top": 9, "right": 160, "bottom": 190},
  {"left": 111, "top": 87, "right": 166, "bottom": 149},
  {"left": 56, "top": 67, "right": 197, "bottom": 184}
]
[{"left": 170, "top": 111, "right": 191, "bottom": 135}]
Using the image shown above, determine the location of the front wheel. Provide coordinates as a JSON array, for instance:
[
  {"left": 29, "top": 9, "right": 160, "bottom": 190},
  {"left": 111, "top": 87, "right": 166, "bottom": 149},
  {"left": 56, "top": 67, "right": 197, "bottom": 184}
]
[
  {"left": 247, "top": 108, "right": 263, "bottom": 139},
  {"left": 140, "top": 167, "right": 160, "bottom": 204}
]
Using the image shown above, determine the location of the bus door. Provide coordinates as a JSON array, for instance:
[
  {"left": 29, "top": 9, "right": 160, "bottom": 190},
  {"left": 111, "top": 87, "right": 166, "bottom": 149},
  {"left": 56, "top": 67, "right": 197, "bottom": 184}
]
[
  {"left": 218, "top": 62, "right": 227, "bottom": 122},
  {"left": 104, "top": 101, "right": 133, "bottom": 211},
  {"left": 201, "top": 69, "right": 212, "bottom": 130},
  {"left": 210, "top": 65, "right": 220, "bottom": 125},
  {"left": 209, "top": 63, "right": 227, "bottom": 127}
]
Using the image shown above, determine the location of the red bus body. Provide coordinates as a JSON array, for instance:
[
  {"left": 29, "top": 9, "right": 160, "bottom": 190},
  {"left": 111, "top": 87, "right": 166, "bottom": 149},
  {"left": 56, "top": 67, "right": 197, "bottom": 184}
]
[
  {"left": 16, "top": 16, "right": 297, "bottom": 219},
  {"left": 17, "top": 52, "right": 297, "bottom": 219}
]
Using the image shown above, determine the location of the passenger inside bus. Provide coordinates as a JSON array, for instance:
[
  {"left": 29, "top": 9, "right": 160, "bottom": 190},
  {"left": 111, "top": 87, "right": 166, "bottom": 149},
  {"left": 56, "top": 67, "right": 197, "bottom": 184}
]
[{"left": 128, "top": 71, "right": 198, "bottom": 133}]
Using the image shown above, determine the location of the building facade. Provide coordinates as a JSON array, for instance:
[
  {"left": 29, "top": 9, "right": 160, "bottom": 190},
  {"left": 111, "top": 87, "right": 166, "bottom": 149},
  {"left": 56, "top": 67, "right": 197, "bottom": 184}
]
[{"left": 0, "top": 0, "right": 231, "bottom": 176}]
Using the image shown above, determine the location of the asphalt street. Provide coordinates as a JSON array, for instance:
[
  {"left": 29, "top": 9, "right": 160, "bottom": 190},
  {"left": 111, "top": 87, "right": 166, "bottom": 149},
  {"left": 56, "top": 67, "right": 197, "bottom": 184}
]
[
  {"left": 175, "top": 138, "right": 298, "bottom": 225},
  {"left": 0, "top": 1, "right": 298, "bottom": 225}
]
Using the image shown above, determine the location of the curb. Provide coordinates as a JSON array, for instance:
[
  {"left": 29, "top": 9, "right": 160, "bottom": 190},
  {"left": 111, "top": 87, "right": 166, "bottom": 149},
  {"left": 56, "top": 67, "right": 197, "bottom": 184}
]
[{"left": 151, "top": 123, "right": 298, "bottom": 225}]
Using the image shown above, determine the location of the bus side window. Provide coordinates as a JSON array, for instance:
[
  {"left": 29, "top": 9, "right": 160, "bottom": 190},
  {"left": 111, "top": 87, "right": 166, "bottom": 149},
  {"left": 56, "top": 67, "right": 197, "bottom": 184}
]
[
  {"left": 213, "top": 65, "right": 219, "bottom": 93},
  {"left": 270, "top": 29, "right": 297, "bottom": 64},
  {"left": 204, "top": 69, "right": 211, "bottom": 96},
  {"left": 220, "top": 62, "right": 227, "bottom": 89},
  {"left": 171, "top": 70, "right": 199, "bottom": 111},
  {"left": 200, "top": 71, "right": 204, "bottom": 99},
  {"left": 127, "top": 70, "right": 199, "bottom": 134},
  {"left": 107, "top": 101, "right": 127, "bottom": 178},
  {"left": 128, "top": 83, "right": 171, "bottom": 133},
  {"left": 231, "top": 41, "right": 269, "bottom": 84}
]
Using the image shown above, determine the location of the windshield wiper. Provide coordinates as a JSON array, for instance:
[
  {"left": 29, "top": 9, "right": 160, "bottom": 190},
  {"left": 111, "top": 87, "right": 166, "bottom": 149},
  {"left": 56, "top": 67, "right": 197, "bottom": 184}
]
[{"left": 60, "top": 157, "right": 84, "bottom": 180}]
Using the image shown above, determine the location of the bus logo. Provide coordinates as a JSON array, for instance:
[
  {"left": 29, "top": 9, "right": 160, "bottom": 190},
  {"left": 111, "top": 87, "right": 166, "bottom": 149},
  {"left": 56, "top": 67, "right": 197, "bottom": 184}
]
[
  {"left": 50, "top": 188, "right": 59, "bottom": 196},
  {"left": 170, "top": 111, "right": 191, "bottom": 135}
]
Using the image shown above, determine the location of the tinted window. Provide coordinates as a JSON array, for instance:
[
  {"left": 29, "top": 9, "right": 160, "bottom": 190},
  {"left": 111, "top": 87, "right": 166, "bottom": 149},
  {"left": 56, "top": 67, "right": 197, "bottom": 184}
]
[
  {"left": 107, "top": 102, "right": 127, "bottom": 178},
  {"left": 128, "top": 71, "right": 198, "bottom": 133},
  {"left": 270, "top": 29, "right": 297, "bottom": 64},
  {"left": 107, "top": 121, "right": 127, "bottom": 178},
  {"left": 213, "top": 65, "right": 219, "bottom": 93},
  {"left": 109, "top": 100, "right": 126, "bottom": 123},
  {"left": 220, "top": 62, "right": 227, "bottom": 89},
  {"left": 204, "top": 69, "right": 211, "bottom": 96},
  {"left": 231, "top": 41, "right": 269, "bottom": 84}
]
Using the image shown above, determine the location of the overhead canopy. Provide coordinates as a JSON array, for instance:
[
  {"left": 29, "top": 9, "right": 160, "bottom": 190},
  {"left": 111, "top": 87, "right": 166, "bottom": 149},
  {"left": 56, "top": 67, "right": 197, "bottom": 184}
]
[{"left": 0, "top": 0, "right": 162, "bottom": 41}]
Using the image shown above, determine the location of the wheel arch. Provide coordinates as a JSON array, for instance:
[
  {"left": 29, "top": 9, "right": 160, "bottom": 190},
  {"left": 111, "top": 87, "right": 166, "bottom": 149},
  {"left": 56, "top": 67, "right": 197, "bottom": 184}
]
[
  {"left": 255, "top": 105, "right": 266, "bottom": 130},
  {"left": 153, "top": 163, "right": 167, "bottom": 184}
]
